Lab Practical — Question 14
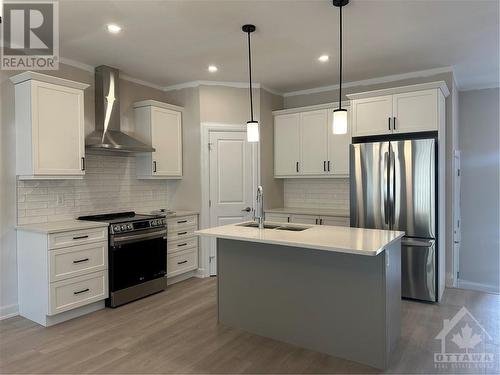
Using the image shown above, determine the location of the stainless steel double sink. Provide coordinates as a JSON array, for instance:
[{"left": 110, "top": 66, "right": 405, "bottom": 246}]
[{"left": 237, "top": 222, "right": 310, "bottom": 232}]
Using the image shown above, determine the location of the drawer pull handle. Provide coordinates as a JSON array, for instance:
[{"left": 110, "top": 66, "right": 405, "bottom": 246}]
[
  {"left": 73, "top": 258, "right": 89, "bottom": 264},
  {"left": 177, "top": 243, "right": 187, "bottom": 247},
  {"left": 177, "top": 220, "right": 188, "bottom": 224},
  {"left": 73, "top": 235, "right": 89, "bottom": 240},
  {"left": 177, "top": 260, "right": 188, "bottom": 265},
  {"left": 74, "top": 288, "right": 90, "bottom": 295},
  {"left": 177, "top": 231, "right": 187, "bottom": 235}
]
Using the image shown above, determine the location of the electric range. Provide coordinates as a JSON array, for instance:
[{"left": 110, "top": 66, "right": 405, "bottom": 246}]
[{"left": 78, "top": 211, "right": 168, "bottom": 307}]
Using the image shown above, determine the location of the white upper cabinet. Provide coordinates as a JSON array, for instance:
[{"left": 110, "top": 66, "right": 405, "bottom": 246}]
[
  {"left": 274, "top": 113, "right": 301, "bottom": 176},
  {"left": 134, "top": 100, "right": 183, "bottom": 179},
  {"left": 349, "top": 82, "right": 449, "bottom": 138},
  {"left": 300, "top": 110, "right": 328, "bottom": 175},
  {"left": 274, "top": 105, "right": 350, "bottom": 178},
  {"left": 392, "top": 90, "right": 438, "bottom": 133},
  {"left": 351, "top": 95, "right": 393, "bottom": 137},
  {"left": 327, "top": 108, "right": 351, "bottom": 176},
  {"left": 11, "top": 72, "right": 88, "bottom": 179}
]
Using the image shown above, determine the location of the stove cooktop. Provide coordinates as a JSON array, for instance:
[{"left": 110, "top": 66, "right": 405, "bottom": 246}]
[{"left": 78, "top": 211, "right": 159, "bottom": 224}]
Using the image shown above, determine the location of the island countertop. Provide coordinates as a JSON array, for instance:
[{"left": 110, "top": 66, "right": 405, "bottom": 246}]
[{"left": 196, "top": 222, "right": 404, "bottom": 256}]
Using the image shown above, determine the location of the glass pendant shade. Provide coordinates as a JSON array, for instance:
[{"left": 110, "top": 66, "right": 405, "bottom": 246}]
[
  {"left": 247, "top": 120, "right": 259, "bottom": 142},
  {"left": 332, "top": 109, "right": 348, "bottom": 134}
]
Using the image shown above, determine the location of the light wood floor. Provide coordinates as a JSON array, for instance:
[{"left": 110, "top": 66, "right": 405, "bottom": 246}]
[{"left": 1, "top": 277, "right": 498, "bottom": 374}]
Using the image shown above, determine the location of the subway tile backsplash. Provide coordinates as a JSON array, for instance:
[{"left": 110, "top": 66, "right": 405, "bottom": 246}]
[
  {"left": 283, "top": 178, "right": 349, "bottom": 210},
  {"left": 17, "top": 154, "right": 168, "bottom": 225}
]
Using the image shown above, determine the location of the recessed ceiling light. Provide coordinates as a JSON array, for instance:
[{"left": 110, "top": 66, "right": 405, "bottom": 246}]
[
  {"left": 208, "top": 65, "right": 218, "bottom": 73},
  {"left": 318, "top": 55, "right": 329, "bottom": 62},
  {"left": 107, "top": 24, "right": 122, "bottom": 34}
]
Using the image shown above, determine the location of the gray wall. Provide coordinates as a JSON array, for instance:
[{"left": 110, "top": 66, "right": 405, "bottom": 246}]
[
  {"left": 260, "top": 89, "right": 284, "bottom": 209},
  {"left": 458, "top": 88, "right": 500, "bottom": 292},
  {"left": 284, "top": 71, "right": 458, "bottom": 286}
]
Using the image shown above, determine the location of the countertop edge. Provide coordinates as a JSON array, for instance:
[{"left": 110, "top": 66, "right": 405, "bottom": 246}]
[
  {"left": 16, "top": 220, "right": 109, "bottom": 234},
  {"left": 265, "top": 207, "right": 350, "bottom": 217},
  {"left": 195, "top": 230, "right": 404, "bottom": 257}
]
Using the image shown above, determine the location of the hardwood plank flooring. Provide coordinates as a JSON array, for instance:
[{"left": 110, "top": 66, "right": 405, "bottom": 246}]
[{"left": 0, "top": 277, "right": 498, "bottom": 374}]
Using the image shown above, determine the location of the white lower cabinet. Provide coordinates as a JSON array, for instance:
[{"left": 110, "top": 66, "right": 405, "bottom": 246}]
[
  {"left": 17, "top": 223, "right": 109, "bottom": 327},
  {"left": 267, "top": 211, "right": 350, "bottom": 227},
  {"left": 265, "top": 213, "right": 290, "bottom": 223},
  {"left": 166, "top": 214, "right": 199, "bottom": 280}
]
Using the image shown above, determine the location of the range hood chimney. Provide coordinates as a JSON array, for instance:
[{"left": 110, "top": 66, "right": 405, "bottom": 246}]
[{"left": 86, "top": 65, "right": 155, "bottom": 153}]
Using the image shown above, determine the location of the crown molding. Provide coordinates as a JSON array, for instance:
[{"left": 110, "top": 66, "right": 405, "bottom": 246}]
[
  {"left": 283, "top": 66, "right": 454, "bottom": 97},
  {"left": 163, "top": 80, "right": 261, "bottom": 91},
  {"left": 458, "top": 82, "right": 500, "bottom": 92},
  {"left": 60, "top": 57, "right": 165, "bottom": 91},
  {"left": 346, "top": 81, "right": 450, "bottom": 100}
]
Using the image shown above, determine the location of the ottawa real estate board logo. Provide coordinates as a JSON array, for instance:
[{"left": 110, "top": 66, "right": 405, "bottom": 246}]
[
  {"left": 434, "top": 306, "right": 496, "bottom": 371},
  {"left": 1, "top": 1, "right": 59, "bottom": 70}
]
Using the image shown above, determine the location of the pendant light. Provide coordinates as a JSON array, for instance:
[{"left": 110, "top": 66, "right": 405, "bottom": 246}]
[
  {"left": 242, "top": 24, "right": 259, "bottom": 143},
  {"left": 332, "top": 0, "right": 349, "bottom": 135}
]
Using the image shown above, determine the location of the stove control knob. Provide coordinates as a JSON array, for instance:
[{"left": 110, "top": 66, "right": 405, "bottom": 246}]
[
  {"left": 152, "top": 219, "right": 158, "bottom": 226},
  {"left": 127, "top": 224, "right": 133, "bottom": 230},
  {"left": 121, "top": 224, "right": 127, "bottom": 231},
  {"left": 113, "top": 225, "right": 121, "bottom": 232}
]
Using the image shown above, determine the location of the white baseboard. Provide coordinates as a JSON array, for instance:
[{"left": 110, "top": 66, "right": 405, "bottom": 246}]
[
  {"left": 0, "top": 304, "right": 19, "bottom": 320},
  {"left": 457, "top": 279, "right": 499, "bottom": 294}
]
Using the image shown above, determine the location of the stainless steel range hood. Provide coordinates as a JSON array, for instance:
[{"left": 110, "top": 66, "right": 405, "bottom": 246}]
[{"left": 86, "top": 65, "right": 155, "bottom": 153}]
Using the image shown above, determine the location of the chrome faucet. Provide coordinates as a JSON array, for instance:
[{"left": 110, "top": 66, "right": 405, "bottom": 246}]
[{"left": 254, "top": 185, "right": 264, "bottom": 229}]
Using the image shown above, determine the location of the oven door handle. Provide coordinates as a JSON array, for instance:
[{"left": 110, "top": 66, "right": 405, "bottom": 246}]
[{"left": 112, "top": 230, "right": 167, "bottom": 246}]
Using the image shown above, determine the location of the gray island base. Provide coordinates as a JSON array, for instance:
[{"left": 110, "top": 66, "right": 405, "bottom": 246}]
[{"left": 216, "top": 238, "right": 401, "bottom": 370}]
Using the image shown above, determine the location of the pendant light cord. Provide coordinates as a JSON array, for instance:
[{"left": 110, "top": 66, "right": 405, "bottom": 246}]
[
  {"left": 338, "top": 4, "right": 343, "bottom": 110},
  {"left": 247, "top": 31, "right": 254, "bottom": 122}
]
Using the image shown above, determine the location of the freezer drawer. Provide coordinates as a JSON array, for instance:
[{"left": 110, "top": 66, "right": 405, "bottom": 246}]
[{"left": 401, "top": 238, "right": 436, "bottom": 302}]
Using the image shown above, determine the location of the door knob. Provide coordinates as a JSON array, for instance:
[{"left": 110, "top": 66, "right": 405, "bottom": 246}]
[{"left": 241, "top": 207, "right": 252, "bottom": 212}]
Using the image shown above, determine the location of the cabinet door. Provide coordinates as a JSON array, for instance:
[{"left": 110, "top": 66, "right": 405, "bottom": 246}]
[
  {"left": 393, "top": 90, "right": 438, "bottom": 133},
  {"left": 151, "top": 107, "right": 182, "bottom": 176},
  {"left": 32, "top": 81, "right": 85, "bottom": 175},
  {"left": 274, "top": 114, "right": 300, "bottom": 176},
  {"left": 265, "top": 213, "right": 290, "bottom": 223},
  {"left": 351, "top": 95, "right": 393, "bottom": 137},
  {"left": 290, "top": 214, "right": 318, "bottom": 225},
  {"left": 320, "top": 215, "right": 350, "bottom": 227},
  {"left": 300, "top": 110, "right": 328, "bottom": 175},
  {"left": 327, "top": 108, "right": 351, "bottom": 176}
]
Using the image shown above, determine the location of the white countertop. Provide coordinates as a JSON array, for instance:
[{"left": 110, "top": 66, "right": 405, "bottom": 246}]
[
  {"left": 196, "top": 222, "right": 404, "bottom": 256},
  {"left": 265, "top": 207, "right": 350, "bottom": 217},
  {"left": 16, "top": 220, "right": 109, "bottom": 234},
  {"left": 166, "top": 210, "right": 199, "bottom": 218}
]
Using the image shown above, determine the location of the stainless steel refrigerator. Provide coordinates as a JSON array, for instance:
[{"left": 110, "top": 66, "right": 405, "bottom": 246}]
[{"left": 350, "top": 138, "right": 437, "bottom": 302}]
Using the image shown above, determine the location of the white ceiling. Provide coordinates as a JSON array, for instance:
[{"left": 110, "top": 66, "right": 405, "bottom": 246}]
[{"left": 59, "top": 0, "right": 499, "bottom": 93}]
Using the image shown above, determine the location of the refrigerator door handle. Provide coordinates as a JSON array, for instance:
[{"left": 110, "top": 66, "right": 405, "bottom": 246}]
[
  {"left": 390, "top": 147, "right": 396, "bottom": 227},
  {"left": 401, "top": 238, "right": 435, "bottom": 247},
  {"left": 383, "top": 151, "right": 389, "bottom": 225}
]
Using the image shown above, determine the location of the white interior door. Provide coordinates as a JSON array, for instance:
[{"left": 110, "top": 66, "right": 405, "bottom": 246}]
[{"left": 209, "top": 131, "right": 254, "bottom": 275}]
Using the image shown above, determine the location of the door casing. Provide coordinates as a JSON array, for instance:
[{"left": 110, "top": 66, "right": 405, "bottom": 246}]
[{"left": 200, "top": 123, "right": 260, "bottom": 277}]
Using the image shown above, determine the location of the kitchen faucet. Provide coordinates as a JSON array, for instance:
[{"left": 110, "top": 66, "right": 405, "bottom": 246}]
[{"left": 254, "top": 185, "right": 264, "bottom": 229}]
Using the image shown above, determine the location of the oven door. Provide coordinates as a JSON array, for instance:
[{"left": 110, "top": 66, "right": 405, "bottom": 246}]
[{"left": 109, "top": 229, "right": 167, "bottom": 292}]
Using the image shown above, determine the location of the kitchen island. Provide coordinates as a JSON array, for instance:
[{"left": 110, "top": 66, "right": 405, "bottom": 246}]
[{"left": 196, "top": 222, "right": 404, "bottom": 369}]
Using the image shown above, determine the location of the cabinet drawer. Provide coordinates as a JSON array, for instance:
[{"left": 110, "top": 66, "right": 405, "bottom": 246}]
[
  {"left": 49, "top": 227, "right": 107, "bottom": 249},
  {"left": 49, "top": 271, "right": 108, "bottom": 315},
  {"left": 49, "top": 241, "right": 108, "bottom": 282},
  {"left": 167, "top": 215, "right": 198, "bottom": 231},
  {"left": 167, "top": 248, "right": 198, "bottom": 278},
  {"left": 265, "top": 213, "right": 290, "bottom": 223},
  {"left": 319, "top": 216, "right": 350, "bottom": 227},
  {"left": 290, "top": 214, "right": 319, "bottom": 225},
  {"left": 167, "top": 237, "right": 198, "bottom": 254},
  {"left": 167, "top": 226, "right": 197, "bottom": 242}
]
